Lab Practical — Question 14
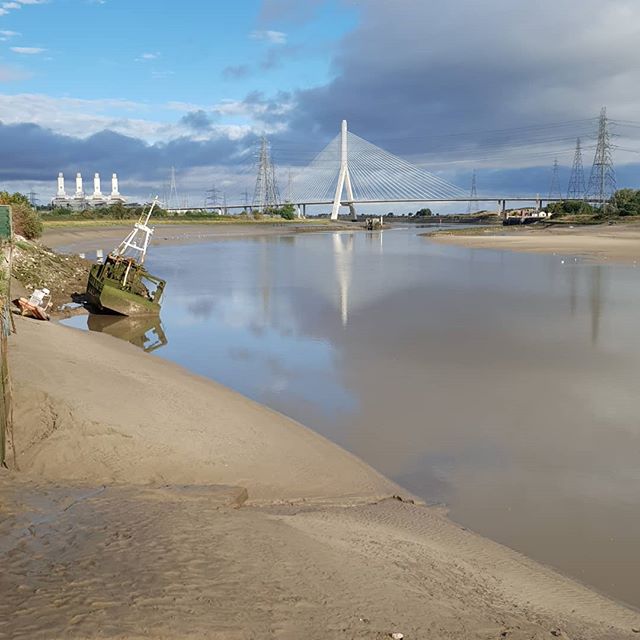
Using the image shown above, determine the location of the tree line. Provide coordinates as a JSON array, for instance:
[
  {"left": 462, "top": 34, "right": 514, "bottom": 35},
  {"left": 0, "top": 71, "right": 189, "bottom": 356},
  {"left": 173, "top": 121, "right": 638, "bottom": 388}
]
[{"left": 548, "top": 189, "right": 640, "bottom": 217}]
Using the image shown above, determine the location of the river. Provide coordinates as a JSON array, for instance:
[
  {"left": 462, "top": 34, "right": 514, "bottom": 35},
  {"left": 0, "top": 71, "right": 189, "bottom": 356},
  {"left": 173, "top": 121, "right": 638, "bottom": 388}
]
[{"left": 63, "top": 227, "right": 640, "bottom": 609}]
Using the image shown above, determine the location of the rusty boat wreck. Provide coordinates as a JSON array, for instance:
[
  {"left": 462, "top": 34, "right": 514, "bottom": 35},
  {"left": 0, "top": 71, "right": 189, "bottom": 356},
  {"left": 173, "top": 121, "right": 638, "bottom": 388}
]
[{"left": 86, "top": 198, "right": 166, "bottom": 316}]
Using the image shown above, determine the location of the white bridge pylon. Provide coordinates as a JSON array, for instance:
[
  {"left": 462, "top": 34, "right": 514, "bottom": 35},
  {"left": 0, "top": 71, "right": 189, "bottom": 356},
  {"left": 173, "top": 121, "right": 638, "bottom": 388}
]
[
  {"left": 292, "top": 119, "right": 466, "bottom": 220},
  {"left": 333, "top": 120, "right": 356, "bottom": 221}
]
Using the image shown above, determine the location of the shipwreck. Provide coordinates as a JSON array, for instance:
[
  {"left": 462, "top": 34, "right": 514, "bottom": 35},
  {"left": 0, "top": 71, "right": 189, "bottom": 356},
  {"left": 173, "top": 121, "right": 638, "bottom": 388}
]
[{"left": 86, "top": 198, "right": 166, "bottom": 316}]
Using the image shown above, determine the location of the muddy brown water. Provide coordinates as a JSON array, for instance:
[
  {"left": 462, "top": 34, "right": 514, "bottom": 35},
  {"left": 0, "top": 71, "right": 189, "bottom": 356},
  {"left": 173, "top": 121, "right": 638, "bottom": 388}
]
[{"left": 63, "top": 228, "right": 640, "bottom": 609}]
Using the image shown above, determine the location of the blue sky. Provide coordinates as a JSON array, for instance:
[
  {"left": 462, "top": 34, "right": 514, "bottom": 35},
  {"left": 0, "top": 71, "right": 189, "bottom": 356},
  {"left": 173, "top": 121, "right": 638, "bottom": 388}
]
[
  {"left": 1, "top": 0, "right": 356, "bottom": 123},
  {"left": 1, "top": 0, "right": 640, "bottom": 209}
]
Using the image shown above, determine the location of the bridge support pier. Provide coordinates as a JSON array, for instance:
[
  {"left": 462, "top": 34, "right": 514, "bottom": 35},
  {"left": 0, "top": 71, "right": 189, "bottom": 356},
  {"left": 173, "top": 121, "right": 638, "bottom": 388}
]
[
  {"left": 331, "top": 120, "right": 356, "bottom": 220},
  {"left": 302, "top": 203, "right": 306, "bottom": 218}
]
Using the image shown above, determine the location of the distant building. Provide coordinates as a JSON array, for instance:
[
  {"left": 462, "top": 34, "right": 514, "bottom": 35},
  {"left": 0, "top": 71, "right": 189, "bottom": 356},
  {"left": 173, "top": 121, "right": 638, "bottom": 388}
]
[
  {"left": 507, "top": 207, "right": 550, "bottom": 219},
  {"left": 52, "top": 172, "right": 126, "bottom": 210}
]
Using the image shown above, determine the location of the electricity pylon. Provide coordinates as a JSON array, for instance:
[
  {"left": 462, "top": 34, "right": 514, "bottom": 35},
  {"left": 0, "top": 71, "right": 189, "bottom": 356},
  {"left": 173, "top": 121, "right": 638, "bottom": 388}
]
[
  {"left": 205, "top": 183, "right": 219, "bottom": 207},
  {"left": 566, "top": 138, "right": 586, "bottom": 199},
  {"left": 587, "top": 107, "right": 616, "bottom": 206},
  {"left": 467, "top": 170, "right": 478, "bottom": 213},
  {"left": 548, "top": 158, "right": 562, "bottom": 201},
  {"left": 168, "top": 166, "right": 179, "bottom": 209},
  {"left": 253, "top": 136, "right": 280, "bottom": 211}
]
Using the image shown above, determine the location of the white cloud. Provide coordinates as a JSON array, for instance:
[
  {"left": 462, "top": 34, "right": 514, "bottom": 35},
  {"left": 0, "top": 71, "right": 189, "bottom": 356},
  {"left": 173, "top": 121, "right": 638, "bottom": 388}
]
[
  {"left": 137, "top": 51, "right": 160, "bottom": 61},
  {"left": 0, "top": 92, "right": 267, "bottom": 143},
  {"left": 0, "top": 29, "right": 20, "bottom": 36},
  {"left": 10, "top": 46, "right": 45, "bottom": 54},
  {"left": 250, "top": 29, "right": 286, "bottom": 44},
  {"left": 0, "top": 0, "right": 47, "bottom": 18}
]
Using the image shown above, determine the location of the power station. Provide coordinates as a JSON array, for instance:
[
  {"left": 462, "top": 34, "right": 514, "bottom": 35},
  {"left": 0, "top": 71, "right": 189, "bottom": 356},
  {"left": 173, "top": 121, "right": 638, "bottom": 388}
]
[{"left": 52, "top": 172, "right": 126, "bottom": 210}]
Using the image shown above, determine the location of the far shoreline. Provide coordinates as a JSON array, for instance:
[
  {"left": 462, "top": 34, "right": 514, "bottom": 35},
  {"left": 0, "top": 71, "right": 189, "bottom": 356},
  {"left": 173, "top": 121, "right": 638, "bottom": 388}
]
[
  {"left": 42, "top": 219, "right": 359, "bottom": 252},
  {"left": 426, "top": 221, "right": 640, "bottom": 263}
]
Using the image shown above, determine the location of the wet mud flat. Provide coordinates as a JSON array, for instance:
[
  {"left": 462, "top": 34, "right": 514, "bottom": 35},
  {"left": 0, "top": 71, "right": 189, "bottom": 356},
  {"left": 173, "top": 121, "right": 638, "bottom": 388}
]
[{"left": 2, "top": 474, "right": 638, "bottom": 640}]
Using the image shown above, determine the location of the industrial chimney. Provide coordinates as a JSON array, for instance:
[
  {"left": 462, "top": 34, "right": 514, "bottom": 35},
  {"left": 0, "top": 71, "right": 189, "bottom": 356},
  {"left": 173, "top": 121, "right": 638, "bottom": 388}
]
[
  {"left": 93, "top": 172, "right": 102, "bottom": 197},
  {"left": 75, "top": 172, "right": 84, "bottom": 197},
  {"left": 57, "top": 172, "right": 66, "bottom": 197},
  {"left": 111, "top": 173, "right": 120, "bottom": 196}
]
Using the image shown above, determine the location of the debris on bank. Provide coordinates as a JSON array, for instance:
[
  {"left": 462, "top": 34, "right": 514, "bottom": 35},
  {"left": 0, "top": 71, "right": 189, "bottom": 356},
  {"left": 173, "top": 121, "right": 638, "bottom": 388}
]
[
  {"left": 14, "top": 288, "right": 52, "bottom": 320},
  {"left": 11, "top": 235, "right": 91, "bottom": 315}
]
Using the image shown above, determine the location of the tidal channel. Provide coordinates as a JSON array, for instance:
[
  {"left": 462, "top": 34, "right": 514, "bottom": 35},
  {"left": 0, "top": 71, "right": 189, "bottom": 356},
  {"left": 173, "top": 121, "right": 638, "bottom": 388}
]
[{"left": 64, "top": 227, "right": 640, "bottom": 609}]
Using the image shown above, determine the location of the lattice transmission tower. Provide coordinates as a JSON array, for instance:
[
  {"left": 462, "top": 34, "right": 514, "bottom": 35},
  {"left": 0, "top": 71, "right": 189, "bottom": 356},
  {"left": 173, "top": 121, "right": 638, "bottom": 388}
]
[
  {"left": 253, "top": 136, "right": 280, "bottom": 211},
  {"left": 587, "top": 107, "right": 616, "bottom": 206},
  {"left": 467, "top": 170, "right": 478, "bottom": 213},
  {"left": 205, "top": 183, "right": 220, "bottom": 207},
  {"left": 566, "top": 138, "right": 586, "bottom": 199},
  {"left": 548, "top": 158, "right": 562, "bottom": 201},
  {"left": 167, "top": 166, "right": 179, "bottom": 209}
]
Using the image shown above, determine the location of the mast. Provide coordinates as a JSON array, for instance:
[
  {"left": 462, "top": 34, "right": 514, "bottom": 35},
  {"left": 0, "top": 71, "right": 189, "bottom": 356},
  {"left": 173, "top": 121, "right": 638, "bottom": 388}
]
[{"left": 112, "top": 197, "right": 159, "bottom": 265}]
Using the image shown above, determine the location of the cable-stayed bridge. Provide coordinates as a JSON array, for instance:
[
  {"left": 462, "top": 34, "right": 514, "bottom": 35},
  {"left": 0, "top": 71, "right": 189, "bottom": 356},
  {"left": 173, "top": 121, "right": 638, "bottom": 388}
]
[
  {"left": 291, "top": 120, "right": 467, "bottom": 219},
  {"left": 168, "top": 118, "right": 609, "bottom": 217}
]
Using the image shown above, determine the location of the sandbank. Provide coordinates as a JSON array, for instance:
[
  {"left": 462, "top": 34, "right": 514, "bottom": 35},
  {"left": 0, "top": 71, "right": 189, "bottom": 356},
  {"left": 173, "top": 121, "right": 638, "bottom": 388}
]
[
  {"left": 429, "top": 222, "right": 640, "bottom": 263},
  {"left": 3, "top": 316, "right": 639, "bottom": 638},
  {"left": 43, "top": 220, "right": 354, "bottom": 254}
]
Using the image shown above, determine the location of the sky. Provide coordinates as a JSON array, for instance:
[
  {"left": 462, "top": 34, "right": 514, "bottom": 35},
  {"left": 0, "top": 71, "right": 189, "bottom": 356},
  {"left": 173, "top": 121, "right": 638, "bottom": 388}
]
[{"left": 1, "top": 0, "right": 640, "bottom": 211}]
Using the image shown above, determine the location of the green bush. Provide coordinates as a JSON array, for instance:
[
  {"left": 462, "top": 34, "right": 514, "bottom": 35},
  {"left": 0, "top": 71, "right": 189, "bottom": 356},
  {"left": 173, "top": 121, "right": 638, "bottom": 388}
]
[
  {"left": 11, "top": 202, "right": 43, "bottom": 239},
  {"left": 278, "top": 203, "right": 297, "bottom": 220},
  {"left": 0, "top": 192, "right": 43, "bottom": 239},
  {"left": 547, "top": 200, "right": 595, "bottom": 217},
  {"left": 610, "top": 189, "right": 640, "bottom": 216}
]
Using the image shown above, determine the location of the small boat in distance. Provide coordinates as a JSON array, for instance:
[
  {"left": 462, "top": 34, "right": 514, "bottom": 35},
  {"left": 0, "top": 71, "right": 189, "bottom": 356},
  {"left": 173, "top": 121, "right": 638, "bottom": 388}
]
[{"left": 86, "top": 198, "right": 166, "bottom": 316}]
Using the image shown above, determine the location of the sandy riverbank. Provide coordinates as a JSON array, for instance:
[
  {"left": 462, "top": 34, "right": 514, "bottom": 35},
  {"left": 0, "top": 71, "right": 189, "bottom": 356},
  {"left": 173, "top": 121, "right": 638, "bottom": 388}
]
[
  {"left": 3, "top": 316, "right": 639, "bottom": 638},
  {"left": 43, "top": 220, "right": 355, "bottom": 254},
  {"left": 429, "top": 222, "right": 640, "bottom": 263}
]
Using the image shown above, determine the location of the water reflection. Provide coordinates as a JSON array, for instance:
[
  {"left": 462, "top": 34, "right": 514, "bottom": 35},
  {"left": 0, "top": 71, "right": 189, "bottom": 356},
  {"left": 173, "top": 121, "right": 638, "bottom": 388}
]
[
  {"left": 84, "top": 314, "right": 168, "bottom": 353},
  {"left": 568, "top": 263, "right": 577, "bottom": 316},
  {"left": 332, "top": 233, "right": 354, "bottom": 326},
  {"left": 65, "top": 229, "right": 639, "bottom": 608},
  {"left": 590, "top": 264, "right": 602, "bottom": 346}
]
